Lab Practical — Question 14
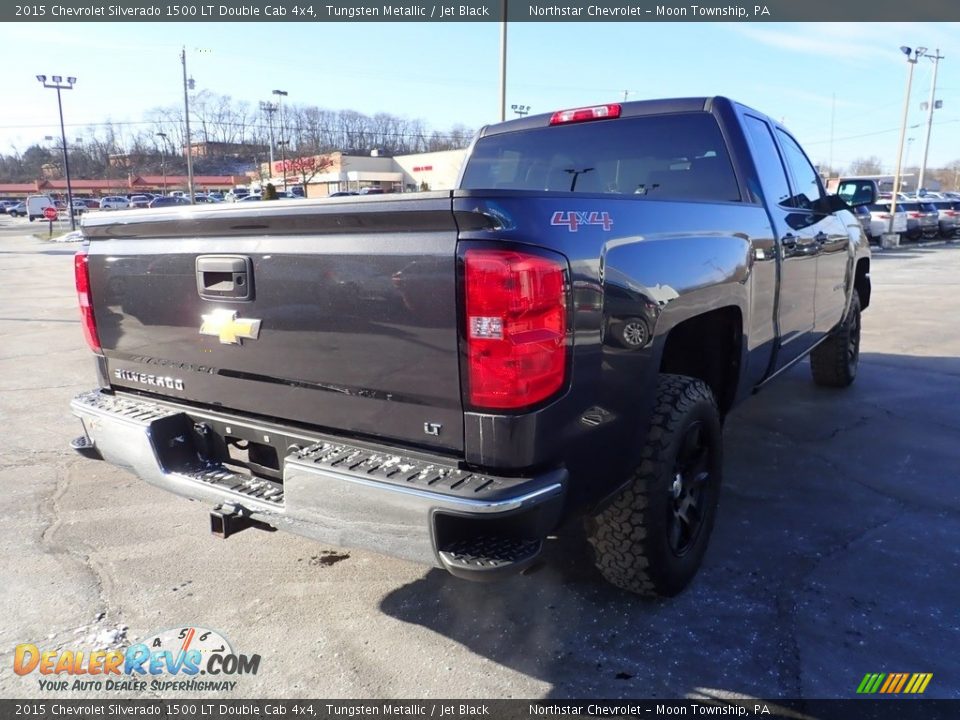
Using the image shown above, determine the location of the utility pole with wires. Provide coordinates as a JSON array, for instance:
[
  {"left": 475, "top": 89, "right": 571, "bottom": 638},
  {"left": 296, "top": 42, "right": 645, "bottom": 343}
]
[
  {"left": 180, "top": 46, "right": 196, "bottom": 204},
  {"left": 917, "top": 48, "right": 944, "bottom": 192},
  {"left": 272, "top": 89, "right": 288, "bottom": 192}
]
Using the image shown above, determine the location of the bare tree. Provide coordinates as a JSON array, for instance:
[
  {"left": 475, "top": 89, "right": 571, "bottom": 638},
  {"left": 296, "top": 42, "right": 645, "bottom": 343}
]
[
  {"left": 848, "top": 157, "right": 883, "bottom": 176},
  {"left": 0, "top": 96, "right": 475, "bottom": 183}
]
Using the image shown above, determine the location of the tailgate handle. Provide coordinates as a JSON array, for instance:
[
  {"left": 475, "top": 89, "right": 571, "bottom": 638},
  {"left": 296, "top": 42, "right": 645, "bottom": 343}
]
[{"left": 196, "top": 255, "right": 253, "bottom": 301}]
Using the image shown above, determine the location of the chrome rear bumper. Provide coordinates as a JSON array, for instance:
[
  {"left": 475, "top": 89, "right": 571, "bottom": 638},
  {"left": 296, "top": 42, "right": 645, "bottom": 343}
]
[{"left": 71, "top": 390, "right": 565, "bottom": 569}]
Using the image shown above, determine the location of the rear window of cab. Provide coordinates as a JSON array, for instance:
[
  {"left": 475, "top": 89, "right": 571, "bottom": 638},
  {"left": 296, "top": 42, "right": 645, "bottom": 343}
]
[{"left": 460, "top": 112, "right": 741, "bottom": 203}]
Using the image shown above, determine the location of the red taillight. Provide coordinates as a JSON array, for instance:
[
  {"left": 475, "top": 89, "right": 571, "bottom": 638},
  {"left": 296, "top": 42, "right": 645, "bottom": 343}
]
[
  {"left": 464, "top": 249, "right": 567, "bottom": 410},
  {"left": 879, "top": 213, "right": 892, "bottom": 219},
  {"left": 74, "top": 250, "right": 101, "bottom": 353},
  {"left": 549, "top": 103, "right": 621, "bottom": 126},
  {"left": 908, "top": 212, "right": 921, "bottom": 218}
]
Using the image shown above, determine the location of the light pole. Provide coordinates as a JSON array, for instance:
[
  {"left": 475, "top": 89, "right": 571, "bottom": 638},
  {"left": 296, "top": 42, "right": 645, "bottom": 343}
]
[
  {"left": 180, "top": 47, "right": 196, "bottom": 204},
  {"left": 277, "top": 140, "right": 290, "bottom": 193},
  {"left": 917, "top": 49, "right": 944, "bottom": 192},
  {"left": 156, "top": 132, "right": 168, "bottom": 194},
  {"left": 904, "top": 137, "right": 915, "bottom": 170},
  {"left": 272, "top": 89, "right": 288, "bottom": 191},
  {"left": 499, "top": 0, "right": 507, "bottom": 121},
  {"left": 889, "top": 46, "right": 925, "bottom": 234},
  {"left": 36, "top": 74, "right": 77, "bottom": 231},
  {"left": 511, "top": 104, "right": 530, "bottom": 118},
  {"left": 260, "top": 100, "right": 278, "bottom": 181}
]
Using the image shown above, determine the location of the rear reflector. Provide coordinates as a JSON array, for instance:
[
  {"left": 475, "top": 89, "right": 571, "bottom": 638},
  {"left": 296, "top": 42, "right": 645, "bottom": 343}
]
[
  {"left": 549, "top": 103, "right": 621, "bottom": 126},
  {"left": 74, "top": 249, "right": 101, "bottom": 354},
  {"left": 464, "top": 249, "right": 567, "bottom": 410}
]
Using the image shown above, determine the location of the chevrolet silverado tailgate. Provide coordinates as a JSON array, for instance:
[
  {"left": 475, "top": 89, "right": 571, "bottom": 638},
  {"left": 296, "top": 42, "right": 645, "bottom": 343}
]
[{"left": 82, "top": 193, "right": 464, "bottom": 453}]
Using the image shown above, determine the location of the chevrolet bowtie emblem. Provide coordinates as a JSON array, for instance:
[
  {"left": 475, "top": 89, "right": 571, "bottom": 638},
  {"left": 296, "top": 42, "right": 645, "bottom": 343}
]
[{"left": 200, "top": 309, "right": 262, "bottom": 345}]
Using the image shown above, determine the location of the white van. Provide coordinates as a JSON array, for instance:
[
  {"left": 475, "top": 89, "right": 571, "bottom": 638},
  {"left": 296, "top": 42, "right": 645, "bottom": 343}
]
[
  {"left": 99, "top": 196, "right": 130, "bottom": 211},
  {"left": 26, "top": 195, "right": 56, "bottom": 222}
]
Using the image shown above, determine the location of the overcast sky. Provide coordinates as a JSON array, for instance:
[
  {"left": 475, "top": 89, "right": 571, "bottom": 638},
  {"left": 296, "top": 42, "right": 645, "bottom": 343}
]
[{"left": 3, "top": 21, "right": 958, "bottom": 171}]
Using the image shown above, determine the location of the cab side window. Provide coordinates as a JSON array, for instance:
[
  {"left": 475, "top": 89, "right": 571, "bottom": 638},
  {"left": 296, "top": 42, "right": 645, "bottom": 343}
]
[
  {"left": 742, "top": 115, "right": 792, "bottom": 207},
  {"left": 775, "top": 130, "right": 824, "bottom": 210}
]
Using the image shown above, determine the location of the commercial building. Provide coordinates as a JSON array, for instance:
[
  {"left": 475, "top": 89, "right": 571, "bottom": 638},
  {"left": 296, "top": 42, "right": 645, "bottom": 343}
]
[
  {"left": 0, "top": 175, "right": 247, "bottom": 199},
  {"left": 0, "top": 148, "right": 468, "bottom": 200},
  {"left": 260, "top": 149, "right": 468, "bottom": 197}
]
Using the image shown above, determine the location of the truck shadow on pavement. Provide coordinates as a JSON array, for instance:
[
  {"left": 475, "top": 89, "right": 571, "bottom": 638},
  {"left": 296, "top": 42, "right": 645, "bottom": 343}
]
[{"left": 380, "top": 353, "right": 960, "bottom": 700}]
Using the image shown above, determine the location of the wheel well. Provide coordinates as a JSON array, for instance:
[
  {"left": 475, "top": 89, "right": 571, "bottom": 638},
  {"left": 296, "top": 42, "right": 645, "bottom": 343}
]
[
  {"left": 659, "top": 307, "right": 742, "bottom": 416},
  {"left": 855, "top": 259, "right": 870, "bottom": 311}
]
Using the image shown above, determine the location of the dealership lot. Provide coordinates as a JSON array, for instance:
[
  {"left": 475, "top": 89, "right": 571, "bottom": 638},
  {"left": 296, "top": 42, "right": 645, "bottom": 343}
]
[{"left": 0, "top": 226, "right": 958, "bottom": 700}]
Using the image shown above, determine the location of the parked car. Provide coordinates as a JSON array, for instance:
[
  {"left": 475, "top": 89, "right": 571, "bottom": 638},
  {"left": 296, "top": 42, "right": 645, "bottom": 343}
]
[
  {"left": 852, "top": 205, "right": 872, "bottom": 240},
  {"left": 6, "top": 202, "right": 26, "bottom": 217},
  {"left": 899, "top": 201, "right": 939, "bottom": 240},
  {"left": 0, "top": 200, "right": 20, "bottom": 214},
  {"left": 225, "top": 189, "right": 250, "bottom": 202},
  {"left": 100, "top": 196, "right": 130, "bottom": 211},
  {"left": 148, "top": 196, "right": 191, "bottom": 208},
  {"left": 328, "top": 191, "right": 359, "bottom": 197},
  {"left": 927, "top": 199, "right": 958, "bottom": 238},
  {"left": 64, "top": 199, "right": 88, "bottom": 216},
  {"left": 128, "top": 195, "right": 152, "bottom": 209},
  {"left": 206, "top": 192, "right": 225, "bottom": 202},
  {"left": 237, "top": 194, "right": 263, "bottom": 202},
  {"left": 867, "top": 201, "right": 907, "bottom": 241}
]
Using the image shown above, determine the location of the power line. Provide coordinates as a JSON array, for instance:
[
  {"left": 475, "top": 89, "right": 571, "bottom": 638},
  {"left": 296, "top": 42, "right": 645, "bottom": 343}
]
[{"left": 803, "top": 118, "right": 959, "bottom": 145}]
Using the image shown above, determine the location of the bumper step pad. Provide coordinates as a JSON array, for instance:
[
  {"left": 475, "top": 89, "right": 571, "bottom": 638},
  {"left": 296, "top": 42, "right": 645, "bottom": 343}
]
[
  {"left": 438, "top": 536, "right": 543, "bottom": 581},
  {"left": 183, "top": 467, "right": 284, "bottom": 506},
  {"left": 295, "top": 441, "right": 503, "bottom": 499}
]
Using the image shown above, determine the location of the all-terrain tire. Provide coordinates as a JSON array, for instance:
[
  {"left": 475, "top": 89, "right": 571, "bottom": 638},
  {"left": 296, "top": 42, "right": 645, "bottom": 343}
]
[
  {"left": 810, "top": 291, "right": 861, "bottom": 388},
  {"left": 587, "top": 374, "right": 723, "bottom": 597}
]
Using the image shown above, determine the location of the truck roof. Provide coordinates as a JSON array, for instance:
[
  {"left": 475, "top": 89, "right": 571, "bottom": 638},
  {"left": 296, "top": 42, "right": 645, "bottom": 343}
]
[{"left": 479, "top": 97, "right": 749, "bottom": 138}]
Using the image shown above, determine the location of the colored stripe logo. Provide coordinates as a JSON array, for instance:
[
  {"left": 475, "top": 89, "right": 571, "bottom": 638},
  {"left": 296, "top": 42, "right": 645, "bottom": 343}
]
[{"left": 857, "top": 673, "right": 933, "bottom": 694}]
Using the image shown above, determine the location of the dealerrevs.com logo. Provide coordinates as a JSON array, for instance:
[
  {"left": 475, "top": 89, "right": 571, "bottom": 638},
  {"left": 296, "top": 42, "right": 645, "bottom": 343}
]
[{"left": 14, "top": 626, "right": 260, "bottom": 692}]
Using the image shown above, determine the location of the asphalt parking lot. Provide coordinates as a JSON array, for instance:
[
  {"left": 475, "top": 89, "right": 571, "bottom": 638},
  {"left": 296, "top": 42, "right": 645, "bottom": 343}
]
[{"left": 1, "top": 219, "right": 958, "bottom": 702}]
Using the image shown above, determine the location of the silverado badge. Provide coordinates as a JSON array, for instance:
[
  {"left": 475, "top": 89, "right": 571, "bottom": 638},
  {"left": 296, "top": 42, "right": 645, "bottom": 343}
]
[{"left": 200, "top": 309, "right": 262, "bottom": 345}]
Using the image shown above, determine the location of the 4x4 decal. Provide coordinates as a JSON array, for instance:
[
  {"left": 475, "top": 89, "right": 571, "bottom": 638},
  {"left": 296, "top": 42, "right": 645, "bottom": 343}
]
[{"left": 550, "top": 211, "right": 614, "bottom": 232}]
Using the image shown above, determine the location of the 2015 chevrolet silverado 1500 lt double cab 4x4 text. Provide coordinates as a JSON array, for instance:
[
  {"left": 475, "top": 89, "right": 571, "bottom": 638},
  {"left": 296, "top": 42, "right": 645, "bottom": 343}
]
[{"left": 70, "top": 97, "right": 875, "bottom": 597}]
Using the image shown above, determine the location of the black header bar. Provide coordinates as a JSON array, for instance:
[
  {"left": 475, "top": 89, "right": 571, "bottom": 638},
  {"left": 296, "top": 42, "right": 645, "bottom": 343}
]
[
  {"left": 5, "top": 0, "right": 960, "bottom": 22},
  {"left": 2, "top": 699, "right": 958, "bottom": 720}
]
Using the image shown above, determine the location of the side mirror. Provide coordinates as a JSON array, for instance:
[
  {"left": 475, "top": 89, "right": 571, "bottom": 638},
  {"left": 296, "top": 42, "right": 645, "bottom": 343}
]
[{"left": 822, "top": 194, "right": 851, "bottom": 213}]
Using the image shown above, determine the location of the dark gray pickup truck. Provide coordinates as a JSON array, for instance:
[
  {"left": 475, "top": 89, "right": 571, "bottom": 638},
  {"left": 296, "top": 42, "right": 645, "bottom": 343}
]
[{"left": 70, "top": 97, "right": 875, "bottom": 596}]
